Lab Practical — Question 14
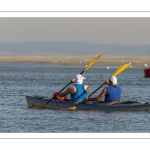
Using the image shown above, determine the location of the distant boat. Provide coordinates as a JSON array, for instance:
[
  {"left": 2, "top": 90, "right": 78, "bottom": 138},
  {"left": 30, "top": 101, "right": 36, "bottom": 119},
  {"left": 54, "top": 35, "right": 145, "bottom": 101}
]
[{"left": 144, "top": 68, "right": 150, "bottom": 77}]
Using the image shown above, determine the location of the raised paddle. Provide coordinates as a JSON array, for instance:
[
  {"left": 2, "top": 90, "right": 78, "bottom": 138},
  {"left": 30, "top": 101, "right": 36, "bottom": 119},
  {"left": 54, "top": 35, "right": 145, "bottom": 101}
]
[
  {"left": 67, "top": 63, "right": 130, "bottom": 111},
  {"left": 88, "top": 63, "right": 130, "bottom": 97},
  {"left": 39, "top": 54, "right": 102, "bottom": 109}
]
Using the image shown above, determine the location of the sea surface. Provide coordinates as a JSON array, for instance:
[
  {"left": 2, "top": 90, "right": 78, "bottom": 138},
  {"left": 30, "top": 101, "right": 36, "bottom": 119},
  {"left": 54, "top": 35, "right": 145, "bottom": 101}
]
[{"left": 0, "top": 63, "right": 150, "bottom": 133}]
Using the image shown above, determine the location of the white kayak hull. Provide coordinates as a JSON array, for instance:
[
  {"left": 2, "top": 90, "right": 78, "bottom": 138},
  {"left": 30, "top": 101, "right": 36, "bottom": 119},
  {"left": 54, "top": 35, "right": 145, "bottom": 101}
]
[{"left": 26, "top": 95, "right": 150, "bottom": 111}]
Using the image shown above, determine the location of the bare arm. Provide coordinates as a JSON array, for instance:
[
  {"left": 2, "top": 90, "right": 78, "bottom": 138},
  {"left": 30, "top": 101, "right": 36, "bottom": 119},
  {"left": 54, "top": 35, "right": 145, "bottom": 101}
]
[
  {"left": 85, "top": 79, "right": 109, "bottom": 101},
  {"left": 86, "top": 87, "right": 107, "bottom": 102},
  {"left": 57, "top": 88, "right": 70, "bottom": 97},
  {"left": 55, "top": 78, "right": 75, "bottom": 97},
  {"left": 57, "top": 85, "right": 76, "bottom": 97},
  {"left": 84, "top": 85, "right": 88, "bottom": 92}
]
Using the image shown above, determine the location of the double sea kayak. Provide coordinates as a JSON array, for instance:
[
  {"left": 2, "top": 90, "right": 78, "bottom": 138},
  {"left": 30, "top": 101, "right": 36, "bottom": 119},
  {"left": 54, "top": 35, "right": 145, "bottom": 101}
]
[{"left": 26, "top": 95, "right": 150, "bottom": 111}]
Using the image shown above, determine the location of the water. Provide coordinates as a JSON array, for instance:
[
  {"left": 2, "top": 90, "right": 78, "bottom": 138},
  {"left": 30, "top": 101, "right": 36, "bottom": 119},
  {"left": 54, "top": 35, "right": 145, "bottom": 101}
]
[{"left": 0, "top": 63, "right": 150, "bottom": 133}]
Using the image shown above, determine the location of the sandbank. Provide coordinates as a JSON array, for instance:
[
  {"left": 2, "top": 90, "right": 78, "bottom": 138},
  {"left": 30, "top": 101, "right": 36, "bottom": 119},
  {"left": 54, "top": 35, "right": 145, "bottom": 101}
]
[{"left": 0, "top": 55, "right": 149, "bottom": 67}]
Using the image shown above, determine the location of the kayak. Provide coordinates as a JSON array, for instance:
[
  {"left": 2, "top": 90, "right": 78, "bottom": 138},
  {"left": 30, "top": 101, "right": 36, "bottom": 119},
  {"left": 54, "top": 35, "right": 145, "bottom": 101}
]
[{"left": 26, "top": 95, "right": 150, "bottom": 111}]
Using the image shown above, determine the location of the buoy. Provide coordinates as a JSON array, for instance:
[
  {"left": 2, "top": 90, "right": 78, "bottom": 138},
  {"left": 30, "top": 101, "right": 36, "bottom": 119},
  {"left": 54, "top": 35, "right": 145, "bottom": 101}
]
[
  {"left": 144, "top": 64, "right": 148, "bottom": 67},
  {"left": 144, "top": 68, "right": 150, "bottom": 77}
]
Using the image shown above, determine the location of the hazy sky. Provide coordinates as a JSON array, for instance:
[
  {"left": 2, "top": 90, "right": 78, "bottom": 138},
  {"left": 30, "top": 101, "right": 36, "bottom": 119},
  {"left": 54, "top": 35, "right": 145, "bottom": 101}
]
[{"left": 0, "top": 17, "right": 150, "bottom": 45}]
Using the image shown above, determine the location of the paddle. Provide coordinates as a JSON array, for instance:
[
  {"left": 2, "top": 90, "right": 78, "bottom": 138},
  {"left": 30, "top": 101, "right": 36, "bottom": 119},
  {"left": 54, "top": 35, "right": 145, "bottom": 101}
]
[
  {"left": 67, "top": 63, "right": 130, "bottom": 111},
  {"left": 88, "top": 63, "right": 130, "bottom": 97},
  {"left": 39, "top": 54, "right": 102, "bottom": 109}
]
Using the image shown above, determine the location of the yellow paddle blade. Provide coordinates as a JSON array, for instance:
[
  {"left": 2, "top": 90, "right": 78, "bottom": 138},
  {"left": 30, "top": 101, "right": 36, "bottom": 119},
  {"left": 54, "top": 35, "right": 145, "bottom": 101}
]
[
  {"left": 113, "top": 63, "right": 130, "bottom": 77},
  {"left": 38, "top": 55, "right": 101, "bottom": 109},
  {"left": 66, "top": 106, "right": 77, "bottom": 111},
  {"left": 113, "top": 64, "right": 128, "bottom": 76},
  {"left": 84, "top": 55, "right": 101, "bottom": 71}
]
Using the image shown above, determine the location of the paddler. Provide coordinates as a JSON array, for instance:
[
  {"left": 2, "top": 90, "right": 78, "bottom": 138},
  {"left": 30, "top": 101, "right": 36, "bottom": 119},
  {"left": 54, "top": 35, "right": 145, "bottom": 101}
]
[
  {"left": 85, "top": 76, "right": 122, "bottom": 102},
  {"left": 54, "top": 74, "right": 88, "bottom": 101}
]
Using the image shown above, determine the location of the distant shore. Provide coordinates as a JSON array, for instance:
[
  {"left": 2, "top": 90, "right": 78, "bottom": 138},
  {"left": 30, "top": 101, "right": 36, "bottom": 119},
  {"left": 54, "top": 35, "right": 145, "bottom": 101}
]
[{"left": 0, "top": 55, "right": 149, "bottom": 67}]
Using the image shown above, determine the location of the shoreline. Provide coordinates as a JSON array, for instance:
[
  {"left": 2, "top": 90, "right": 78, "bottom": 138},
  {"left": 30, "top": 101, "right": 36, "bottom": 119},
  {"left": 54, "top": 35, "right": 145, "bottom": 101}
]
[{"left": 0, "top": 55, "right": 149, "bottom": 66}]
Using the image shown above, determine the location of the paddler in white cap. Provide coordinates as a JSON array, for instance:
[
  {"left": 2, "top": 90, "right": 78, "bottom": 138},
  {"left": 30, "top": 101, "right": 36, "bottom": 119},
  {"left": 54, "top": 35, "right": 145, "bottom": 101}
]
[
  {"left": 85, "top": 76, "right": 122, "bottom": 102},
  {"left": 55, "top": 74, "right": 88, "bottom": 101}
]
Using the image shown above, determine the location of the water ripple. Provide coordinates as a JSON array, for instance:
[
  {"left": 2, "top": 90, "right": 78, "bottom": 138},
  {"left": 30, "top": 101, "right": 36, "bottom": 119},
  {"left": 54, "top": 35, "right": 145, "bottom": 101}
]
[{"left": 0, "top": 63, "right": 150, "bottom": 133}]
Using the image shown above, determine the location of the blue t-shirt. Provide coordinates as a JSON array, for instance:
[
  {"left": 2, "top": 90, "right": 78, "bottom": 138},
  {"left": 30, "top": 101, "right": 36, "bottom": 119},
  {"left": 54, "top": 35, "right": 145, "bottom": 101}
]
[{"left": 70, "top": 84, "right": 87, "bottom": 101}]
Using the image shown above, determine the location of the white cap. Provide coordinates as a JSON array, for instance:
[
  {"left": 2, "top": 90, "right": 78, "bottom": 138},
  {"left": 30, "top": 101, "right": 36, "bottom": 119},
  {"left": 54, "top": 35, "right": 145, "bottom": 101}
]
[
  {"left": 75, "top": 74, "right": 85, "bottom": 84},
  {"left": 109, "top": 76, "right": 117, "bottom": 85}
]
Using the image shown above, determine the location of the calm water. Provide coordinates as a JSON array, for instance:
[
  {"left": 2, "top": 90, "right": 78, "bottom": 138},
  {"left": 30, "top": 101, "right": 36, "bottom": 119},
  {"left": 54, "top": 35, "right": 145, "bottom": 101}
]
[{"left": 0, "top": 63, "right": 150, "bottom": 133}]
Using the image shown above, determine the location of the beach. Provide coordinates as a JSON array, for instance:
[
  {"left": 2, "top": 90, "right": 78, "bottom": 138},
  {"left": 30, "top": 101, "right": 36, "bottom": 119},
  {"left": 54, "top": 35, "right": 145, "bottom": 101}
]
[{"left": 0, "top": 55, "right": 149, "bottom": 67}]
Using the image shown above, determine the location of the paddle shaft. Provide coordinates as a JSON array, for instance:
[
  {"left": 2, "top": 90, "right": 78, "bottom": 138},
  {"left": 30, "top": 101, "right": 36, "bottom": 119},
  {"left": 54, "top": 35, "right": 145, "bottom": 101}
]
[
  {"left": 87, "top": 64, "right": 130, "bottom": 98},
  {"left": 67, "top": 63, "right": 130, "bottom": 110},
  {"left": 46, "top": 70, "right": 86, "bottom": 104},
  {"left": 56, "top": 70, "right": 85, "bottom": 93},
  {"left": 88, "top": 82, "right": 106, "bottom": 97},
  {"left": 40, "top": 55, "right": 101, "bottom": 108},
  {"left": 67, "top": 82, "right": 105, "bottom": 110}
]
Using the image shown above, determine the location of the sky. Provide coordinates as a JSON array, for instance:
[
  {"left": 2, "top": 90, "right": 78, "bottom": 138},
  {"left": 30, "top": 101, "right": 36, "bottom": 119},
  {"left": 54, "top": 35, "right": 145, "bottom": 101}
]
[{"left": 0, "top": 17, "right": 150, "bottom": 45}]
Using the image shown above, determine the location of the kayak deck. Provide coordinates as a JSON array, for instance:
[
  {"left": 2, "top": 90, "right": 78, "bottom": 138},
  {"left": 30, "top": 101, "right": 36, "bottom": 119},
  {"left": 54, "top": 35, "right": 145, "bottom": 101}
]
[{"left": 26, "top": 95, "right": 150, "bottom": 111}]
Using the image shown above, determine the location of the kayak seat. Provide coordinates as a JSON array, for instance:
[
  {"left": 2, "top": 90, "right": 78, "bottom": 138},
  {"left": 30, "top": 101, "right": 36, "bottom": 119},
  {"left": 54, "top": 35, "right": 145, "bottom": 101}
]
[{"left": 35, "top": 95, "right": 48, "bottom": 99}]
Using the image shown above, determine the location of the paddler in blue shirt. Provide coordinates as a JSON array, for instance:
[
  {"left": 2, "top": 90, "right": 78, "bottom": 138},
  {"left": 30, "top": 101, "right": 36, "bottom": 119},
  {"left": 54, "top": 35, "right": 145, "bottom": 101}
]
[
  {"left": 85, "top": 76, "right": 122, "bottom": 102},
  {"left": 56, "top": 74, "right": 88, "bottom": 101}
]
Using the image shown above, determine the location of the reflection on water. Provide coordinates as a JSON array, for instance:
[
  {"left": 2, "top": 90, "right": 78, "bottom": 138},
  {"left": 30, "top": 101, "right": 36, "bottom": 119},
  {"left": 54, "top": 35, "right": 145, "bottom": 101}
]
[{"left": 0, "top": 63, "right": 150, "bottom": 133}]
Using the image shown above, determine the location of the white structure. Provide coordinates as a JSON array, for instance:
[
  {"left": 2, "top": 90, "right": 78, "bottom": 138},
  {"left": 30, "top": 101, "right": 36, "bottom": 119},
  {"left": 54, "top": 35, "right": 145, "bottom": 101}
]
[{"left": 144, "top": 64, "right": 148, "bottom": 67}]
